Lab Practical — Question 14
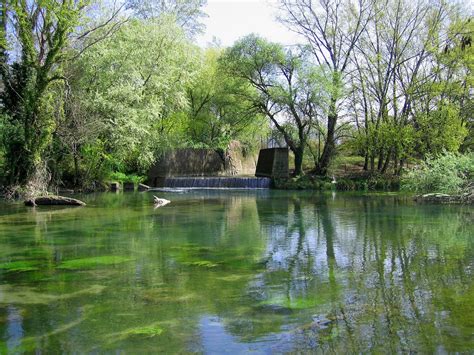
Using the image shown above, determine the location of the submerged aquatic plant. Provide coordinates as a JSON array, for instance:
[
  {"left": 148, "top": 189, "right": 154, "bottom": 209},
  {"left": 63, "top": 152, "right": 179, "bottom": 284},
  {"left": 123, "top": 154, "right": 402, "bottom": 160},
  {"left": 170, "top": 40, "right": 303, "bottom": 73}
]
[
  {"left": 127, "top": 325, "right": 164, "bottom": 337},
  {"left": 57, "top": 256, "right": 133, "bottom": 270},
  {"left": 181, "top": 260, "right": 219, "bottom": 268},
  {"left": 0, "top": 260, "right": 40, "bottom": 272}
]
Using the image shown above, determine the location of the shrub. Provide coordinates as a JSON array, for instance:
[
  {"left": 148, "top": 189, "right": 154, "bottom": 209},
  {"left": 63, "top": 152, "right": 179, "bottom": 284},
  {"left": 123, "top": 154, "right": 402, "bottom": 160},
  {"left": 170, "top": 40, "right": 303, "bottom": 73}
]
[
  {"left": 402, "top": 152, "right": 473, "bottom": 194},
  {"left": 335, "top": 178, "right": 356, "bottom": 191},
  {"left": 109, "top": 172, "right": 146, "bottom": 184}
]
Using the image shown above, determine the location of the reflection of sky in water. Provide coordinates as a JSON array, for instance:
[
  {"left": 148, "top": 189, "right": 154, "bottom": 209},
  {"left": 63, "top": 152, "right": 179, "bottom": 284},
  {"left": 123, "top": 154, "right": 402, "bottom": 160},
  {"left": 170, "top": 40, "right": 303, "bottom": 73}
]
[
  {"left": 197, "top": 315, "right": 289, "bottom": 354},
  {"left": 6, "top": 306, "right": 23, "bottom": 352}
]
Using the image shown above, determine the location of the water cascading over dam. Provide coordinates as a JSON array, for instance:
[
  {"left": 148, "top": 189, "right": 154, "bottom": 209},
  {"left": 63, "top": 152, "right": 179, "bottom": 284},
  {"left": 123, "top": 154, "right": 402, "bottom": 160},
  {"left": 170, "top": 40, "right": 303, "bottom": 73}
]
[{"left": 161, "top": 176, "right": 272, "bottom": 189}]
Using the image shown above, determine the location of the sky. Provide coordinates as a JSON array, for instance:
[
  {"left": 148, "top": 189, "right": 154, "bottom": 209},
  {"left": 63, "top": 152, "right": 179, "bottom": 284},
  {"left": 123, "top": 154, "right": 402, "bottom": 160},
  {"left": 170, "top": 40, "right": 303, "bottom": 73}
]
[{"left": 196, "top": 0, "right": 302, "bottom": 47}]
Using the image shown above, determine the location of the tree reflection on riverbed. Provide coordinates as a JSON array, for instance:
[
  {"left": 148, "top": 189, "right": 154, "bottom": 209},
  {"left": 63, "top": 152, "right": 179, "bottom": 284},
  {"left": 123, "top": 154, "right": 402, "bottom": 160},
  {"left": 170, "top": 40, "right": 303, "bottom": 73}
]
[{"left": 0, "top": 191, "right": 472, "bottom": 353}]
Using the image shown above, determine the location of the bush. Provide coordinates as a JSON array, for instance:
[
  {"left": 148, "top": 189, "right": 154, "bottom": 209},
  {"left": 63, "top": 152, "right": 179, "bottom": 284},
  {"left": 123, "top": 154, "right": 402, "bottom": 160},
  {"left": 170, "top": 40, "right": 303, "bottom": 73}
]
[
  {"left": 273, "top": 175, "right": 326, "bottom": 190},
  {"left": 109, "top": 172, "right": 145, "bottom": 184},
  {"left": 335, "top": 178, "right": 356, "bottom": 191},
  {"left": 273, "top": 174, "right": 400, "bottom": 191},
  {"left": 402, "top": 152, "right": 473, "bottom": 194}
]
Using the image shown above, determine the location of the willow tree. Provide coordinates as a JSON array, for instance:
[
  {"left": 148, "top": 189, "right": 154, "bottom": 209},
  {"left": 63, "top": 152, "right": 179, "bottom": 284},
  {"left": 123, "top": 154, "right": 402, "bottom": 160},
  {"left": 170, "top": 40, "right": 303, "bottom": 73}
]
[
  {"left": 126, "top": 0, "right": 207, "bottom": 37},
  {"left": 184, "top": 48, "right": 266, "bottom": 148},
  {"left": 70, "top": 17, "right": 198, "bottom": 174}
]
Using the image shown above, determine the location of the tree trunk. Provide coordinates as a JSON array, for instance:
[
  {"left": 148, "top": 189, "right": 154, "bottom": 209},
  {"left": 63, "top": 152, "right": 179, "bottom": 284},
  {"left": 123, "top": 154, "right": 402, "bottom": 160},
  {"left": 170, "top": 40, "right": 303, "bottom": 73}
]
[
  {"left": 381, "top": 149, "right": 391, "bottom": 174},
  {"left": 293, "top": 146, "right": 304, "bottom": 177},
  {"left": 315, "top": 112, "right": 337, "bottom": 176},
  {"left": 73, "top": 150, "right": 80, "bottom": 187},
  {"left": 393, "top": 150, "right": 399, "bottom": 175},
  {"left": 363, "top": 151, "right": 369, "bottom": 171},
  {"left": 397, "top": 159, "right": 405, "bottom": 176},
  {"left": 377, "top": 151, "right": 384, "bottom": 171}
]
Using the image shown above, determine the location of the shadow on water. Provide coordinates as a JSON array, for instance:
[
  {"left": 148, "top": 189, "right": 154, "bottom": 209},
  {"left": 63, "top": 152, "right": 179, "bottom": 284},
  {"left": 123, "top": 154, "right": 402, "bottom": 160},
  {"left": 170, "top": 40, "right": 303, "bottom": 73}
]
[{"left": 0, "top": 191, "right": 472, "bottom": 353}]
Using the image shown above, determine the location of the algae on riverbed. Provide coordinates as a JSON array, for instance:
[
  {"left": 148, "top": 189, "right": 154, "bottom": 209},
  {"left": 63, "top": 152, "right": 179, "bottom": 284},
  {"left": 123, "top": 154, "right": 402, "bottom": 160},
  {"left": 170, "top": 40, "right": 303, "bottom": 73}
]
[
  {"left": 57, "top": 256, "right": 133, "bottom": 270},
  {"left": 0, "top": 260, "right": 40, "bottom": 272}
]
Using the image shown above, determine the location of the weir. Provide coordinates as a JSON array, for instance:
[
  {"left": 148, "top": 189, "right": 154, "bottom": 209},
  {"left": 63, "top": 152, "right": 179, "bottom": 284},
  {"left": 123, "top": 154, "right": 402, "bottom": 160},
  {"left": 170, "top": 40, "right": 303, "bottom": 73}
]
[
  {"left": 147, "top": 147, "right": 288, "bottom": 189},
  {"left": 159, "top": 176, "right": 272, "bottom": 189}
]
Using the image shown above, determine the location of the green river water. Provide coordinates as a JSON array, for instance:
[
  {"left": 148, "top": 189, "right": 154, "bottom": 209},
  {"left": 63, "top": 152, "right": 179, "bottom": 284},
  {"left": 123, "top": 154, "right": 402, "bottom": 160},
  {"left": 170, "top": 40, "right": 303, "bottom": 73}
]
[{"left": 0, "top": 190, "right": 472, "bottom": 353}]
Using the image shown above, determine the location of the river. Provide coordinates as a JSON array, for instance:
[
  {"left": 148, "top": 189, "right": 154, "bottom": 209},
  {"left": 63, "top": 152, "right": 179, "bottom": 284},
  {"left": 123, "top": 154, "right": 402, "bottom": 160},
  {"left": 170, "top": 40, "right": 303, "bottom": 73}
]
[{"left": 0, "top": 191, "right": 472, "bottom": 353}]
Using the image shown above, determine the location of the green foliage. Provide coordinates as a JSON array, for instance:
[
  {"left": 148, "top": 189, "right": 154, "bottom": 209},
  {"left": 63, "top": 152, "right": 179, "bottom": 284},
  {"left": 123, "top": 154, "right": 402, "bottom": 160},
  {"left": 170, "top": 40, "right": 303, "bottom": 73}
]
[
  {"left": 335, "top": 178, "right": 356, "bottom": 191},
  {"left": 415, "top": 105, "right": 467, "bottom": 156},
  {"left": 222, "top": 34, "right": 329, "bottom": 176},
  {"left": 71, "top": 16, "right": 198, "bottom": 173},
  {"left": 182, "top": 47, "right": 267, "bottom": 151},
  {"left": 402, "top": 152, "right": 474, "bottom": 194},
  {"left": 274, "top": 173, "right": 400, "bottom": 191},
  {"left": 1, "top": 1, "right": 84, "bottom": 187},
  {"left": 109, "top": 172, "right": 145, "bottom": 184},
  {"left": 274, "top": 176, "right": 338, "bottom": 190}
]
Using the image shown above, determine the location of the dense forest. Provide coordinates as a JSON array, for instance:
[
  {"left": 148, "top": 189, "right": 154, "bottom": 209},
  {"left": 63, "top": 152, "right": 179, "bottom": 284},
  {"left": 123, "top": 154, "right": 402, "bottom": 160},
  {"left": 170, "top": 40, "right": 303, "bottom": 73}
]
[{"left": 0, "top": 0, "right": 472, "bottom": 196}]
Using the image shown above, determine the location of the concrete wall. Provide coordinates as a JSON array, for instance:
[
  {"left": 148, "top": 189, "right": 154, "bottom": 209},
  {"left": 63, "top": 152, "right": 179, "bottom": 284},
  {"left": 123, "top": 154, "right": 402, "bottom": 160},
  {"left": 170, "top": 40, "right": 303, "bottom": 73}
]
[
  {"left": 147, "top": 144, "right": 258, "bottom": 186},
  {"left": 255, "top": 148, "right": 289, "bottom": 178}
]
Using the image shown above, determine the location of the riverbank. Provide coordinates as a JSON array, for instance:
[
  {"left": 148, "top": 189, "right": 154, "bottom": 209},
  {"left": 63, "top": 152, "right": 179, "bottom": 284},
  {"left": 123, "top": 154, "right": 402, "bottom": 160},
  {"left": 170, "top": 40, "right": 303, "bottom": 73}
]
[
  {"left": 414, "top": 189, "right": 474, "bottom": 204},
  {"left": 273, "top": 174, "right": 401, "bottom": 192}
]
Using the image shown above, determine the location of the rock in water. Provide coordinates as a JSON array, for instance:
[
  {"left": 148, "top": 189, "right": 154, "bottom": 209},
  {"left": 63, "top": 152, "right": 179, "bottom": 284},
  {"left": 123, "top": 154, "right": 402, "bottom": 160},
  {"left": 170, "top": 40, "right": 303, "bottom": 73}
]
[
  {"left": 153, "top": 196, "right": 170, "bottom": 208},
  {"left": 25, "top": 195, "right": 86, "bottom": 207}
]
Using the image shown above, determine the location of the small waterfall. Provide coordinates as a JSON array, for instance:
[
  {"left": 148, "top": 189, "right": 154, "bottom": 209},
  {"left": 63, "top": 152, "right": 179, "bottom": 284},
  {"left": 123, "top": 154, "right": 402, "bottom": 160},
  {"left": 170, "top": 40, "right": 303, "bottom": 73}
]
[{"left": 161, "top": 177, "right": 271, "bottom": 189}]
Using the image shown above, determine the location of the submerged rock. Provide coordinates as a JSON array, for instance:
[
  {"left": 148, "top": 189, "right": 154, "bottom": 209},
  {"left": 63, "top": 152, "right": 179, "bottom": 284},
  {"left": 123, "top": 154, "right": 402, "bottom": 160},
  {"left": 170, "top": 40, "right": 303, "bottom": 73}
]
[{"left": 25, "top": 195, "right": 86, "bottom": 207}]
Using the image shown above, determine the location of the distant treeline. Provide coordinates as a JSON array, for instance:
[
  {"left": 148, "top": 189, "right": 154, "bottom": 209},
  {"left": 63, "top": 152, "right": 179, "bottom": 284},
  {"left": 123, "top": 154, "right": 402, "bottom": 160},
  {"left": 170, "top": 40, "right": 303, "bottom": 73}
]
[{"left": 0, "top": 0, "right": 471, "bottom": 196}]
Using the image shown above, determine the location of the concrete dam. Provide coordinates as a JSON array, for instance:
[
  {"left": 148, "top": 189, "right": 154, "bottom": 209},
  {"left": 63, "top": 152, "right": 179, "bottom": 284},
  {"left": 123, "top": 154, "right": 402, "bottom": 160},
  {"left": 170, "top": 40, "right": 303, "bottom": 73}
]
[{"left": 147, "top": 147, "right": 288, "bottom": 189}]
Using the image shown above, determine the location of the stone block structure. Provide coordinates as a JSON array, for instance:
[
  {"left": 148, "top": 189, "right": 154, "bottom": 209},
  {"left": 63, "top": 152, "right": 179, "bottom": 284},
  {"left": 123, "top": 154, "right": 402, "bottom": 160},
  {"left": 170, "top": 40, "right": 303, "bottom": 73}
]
[{"left": 255, "top": 148, "right": 289, "bottom": 178}]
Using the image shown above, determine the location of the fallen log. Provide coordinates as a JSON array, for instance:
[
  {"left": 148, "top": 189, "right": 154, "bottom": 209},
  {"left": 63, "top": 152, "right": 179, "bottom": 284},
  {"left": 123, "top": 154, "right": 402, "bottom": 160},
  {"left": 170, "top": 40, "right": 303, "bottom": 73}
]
[{"left": 25, "top": 195, "right": 86, "bottom": 207}]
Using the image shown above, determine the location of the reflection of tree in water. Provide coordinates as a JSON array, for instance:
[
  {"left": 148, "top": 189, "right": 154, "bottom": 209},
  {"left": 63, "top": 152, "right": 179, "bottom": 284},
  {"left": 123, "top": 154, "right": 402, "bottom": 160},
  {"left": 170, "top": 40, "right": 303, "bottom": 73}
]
[
  {"left": 0, "top": 193, "right": 472, "bottom": 352},
  {"left": 247, "top": 195, "right": 473, "bottom": 352}
]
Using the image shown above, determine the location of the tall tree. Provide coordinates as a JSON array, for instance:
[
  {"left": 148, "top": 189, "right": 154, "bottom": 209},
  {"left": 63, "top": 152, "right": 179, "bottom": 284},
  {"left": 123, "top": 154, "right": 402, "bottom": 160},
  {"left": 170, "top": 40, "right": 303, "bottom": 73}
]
[
  {"left": 184, "top": 47, "right": 266, "bottom": 151},
  {"left": 0, "top": 0, "right": 86, "bottom": 187},
  {"left": 279, "top": 0, "right": 373, "bottom": 175},
  {"left": 71, "top": 17, "right": 198, "bottom": 173},
  {"left": 223, "top": 35, "right": 325, "bottom": 176},
  {"left": 126, "top": 0, "right": 207, "bottom": 37},
  {"left": 349, "top": 0, "right": 469, "bottom": 174}
]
